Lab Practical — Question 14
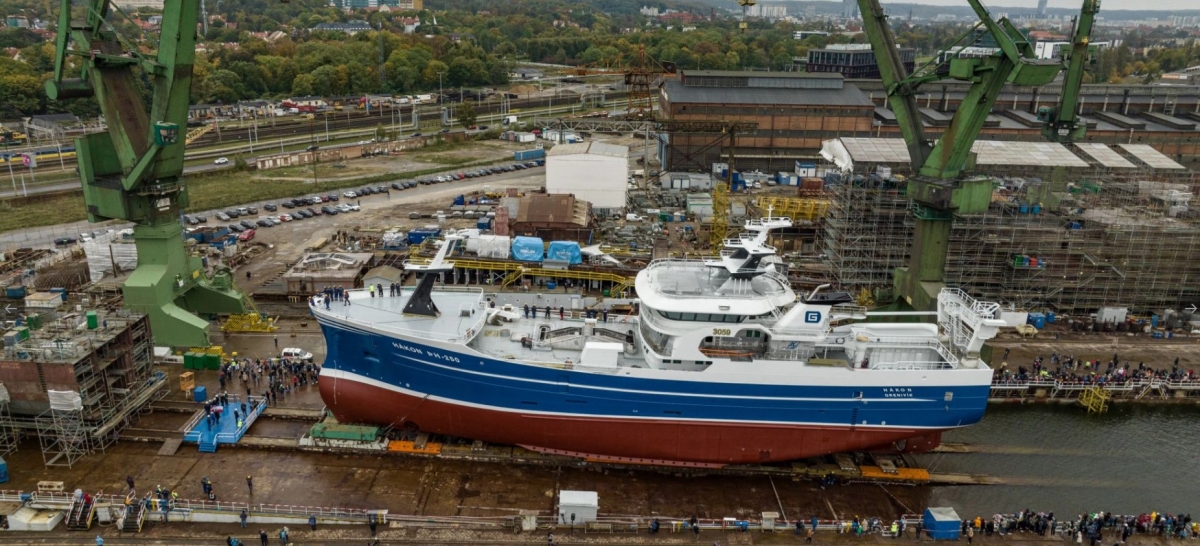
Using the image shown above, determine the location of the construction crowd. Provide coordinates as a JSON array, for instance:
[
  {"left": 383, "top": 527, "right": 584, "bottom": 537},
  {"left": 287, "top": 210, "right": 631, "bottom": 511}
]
[
  {"left": 217, "top": 356, "right": 321, "bottom": 406},
  {"left": 976, "top": 510, "right": 1196, "bottom": 541}
]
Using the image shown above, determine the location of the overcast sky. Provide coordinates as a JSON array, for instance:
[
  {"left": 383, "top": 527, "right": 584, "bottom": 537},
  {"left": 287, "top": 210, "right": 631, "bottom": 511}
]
[{"left": 880, "top": 0, "right": 1195, "bottom": 10}]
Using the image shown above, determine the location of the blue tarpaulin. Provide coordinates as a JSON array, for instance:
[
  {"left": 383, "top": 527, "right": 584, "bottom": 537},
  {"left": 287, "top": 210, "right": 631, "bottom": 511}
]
[
  {"left": 511, "top": 236, "right": 544, "bottom": 262},
  {"left": 546, "top": 241, "right": 583, "bottom": 264},
  {"left": 923, "top": 508, "right": 961, "bottom": 540}
]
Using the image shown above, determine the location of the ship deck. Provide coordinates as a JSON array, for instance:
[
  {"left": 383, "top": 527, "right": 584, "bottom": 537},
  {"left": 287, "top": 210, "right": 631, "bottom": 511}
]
[{"left": 315, "top": 288, "right": 646, "bottom": 368}]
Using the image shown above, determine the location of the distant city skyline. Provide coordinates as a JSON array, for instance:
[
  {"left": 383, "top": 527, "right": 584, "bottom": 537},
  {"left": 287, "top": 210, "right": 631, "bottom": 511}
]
[{"left": 876, "top": 0, "right": 1195, "bottom": 10}]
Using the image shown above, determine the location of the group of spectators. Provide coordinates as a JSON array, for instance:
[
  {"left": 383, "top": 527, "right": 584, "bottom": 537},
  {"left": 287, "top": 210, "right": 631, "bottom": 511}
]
[
  {"left": 977, "top": 510, "right": 1196, "bottom": 542},
  {"left": 993, "top": 350, "right": 1197, "bottom": 387},
  {"left": 218, "top": 357, "right": 321, "bottom": 406}
]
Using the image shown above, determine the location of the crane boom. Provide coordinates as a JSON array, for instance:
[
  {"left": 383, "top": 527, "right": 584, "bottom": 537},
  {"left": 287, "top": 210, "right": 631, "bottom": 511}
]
[
  {"left": 1041, "top": 0, "right": 1101, "bottom": 142},
  {"left": 46, "top": 0, "right": 247, "bottom": 347},
  {"left": 857, "top": 0, "right": 1062, "bottom": 179},
  {"left": 857, "top": 0, "right": 932, "bottom": 171}
]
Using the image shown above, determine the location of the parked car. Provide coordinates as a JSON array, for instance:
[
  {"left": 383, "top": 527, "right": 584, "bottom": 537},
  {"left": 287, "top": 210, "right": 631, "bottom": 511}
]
[
  {"left": 307, "top": 207, "right": 322, "bottom": 216},
  {"left": 225, "top": 209, "right": 241, "bottom": 218},
  {"left": 321, "top": 205, "right": 337, "bottom": 215},
  {"left": 54, "top": 237, "right": 77, "bottom": 246},
  {"left": 280, "top": 347, "right": 314, "bottom": 361},
  {"left": 214, "top": 157, "right": 229, "bottom": 165},
  {"left": 279, "top": 214, "right": 292, "bottom": 222},
  {"left": 246, "top": 206, "right": 259, "bottom": 214},
  {"left": 325, "top": 194, "right": 339, "bottom": 202},
  {"left": 227, "top": 224, "right": 244, "bottom": 233},
  {"left": 281, "top": 201, "right": 296, "bottom": 209},
  {"left": 184, "top": 215, "right": 199, "bottom": 225},
  {"left": 256, "top": 219, "right": 272, "bottom": 227},
  {"left": 410, "top": 132, "right": 422, "bottom": 137},
  {"left": 263, "top": 203, "right": 278, "bottom": 212},
  {"left": 343, "top": 191, "right": 357, "bottom": 198},
  {"left": 391, "top": 182, "right": 403, "bottom": 190},
  {"left": 347, "top": 203, "right": 361, "bottom": 211},
  {"left": 296, "top": 209, "right": 313, "bottom": 219},
  {"left": 195, "top": 215, "right": 208, "bottom": 223},
  {"left": 479, "top": 125, "right": 489, "bottom": 130},
  {"left": 240, "top": 220, "right": 255, "bottom": 230},
  {"left": 305, "top": 145, "right": 319, "bottom": 151},
  {"left": 215, "top": 212, "right": 231, "bottom": 221},
  {"left": 238, "top": 229, "right": 256, "bottom": 241}
]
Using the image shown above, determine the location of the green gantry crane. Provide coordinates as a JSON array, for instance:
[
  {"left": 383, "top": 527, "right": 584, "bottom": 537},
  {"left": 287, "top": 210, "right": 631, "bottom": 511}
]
[
  {"left": 46, "top": 0, "right": 247, "bottom": 347},
  {"left": 856, "top": 0, "right": 1097, "bottom": 311},
  {"left": 1039, "top": 0, "right": 1102, "bottom": 142}
]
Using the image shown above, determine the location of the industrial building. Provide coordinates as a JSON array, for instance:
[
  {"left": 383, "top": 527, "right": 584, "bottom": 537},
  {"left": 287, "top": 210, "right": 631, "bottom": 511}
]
[
  {"left": 282, "top": 252, "right": 374, "bottom": 295},
  {"left": 807, "top": 44, "right": 916, "bottom": 80},
  {"left": 658, "top": 70, "right": 875, "bottom": 173},
  {"left": 0, "top": 307, "right": 164, "bottom": 467},
  {"left": 818, "top": 137, "right": 1200, "bottom": 315},
  {"left": 545, "top": 141, "right": 629, "bottom": 214},
  {"left": 855, "top": 80, "right": 1200, "bottom": 168},
  {"left": 508, "top": 194, "right": 593, "bottom": 241}
]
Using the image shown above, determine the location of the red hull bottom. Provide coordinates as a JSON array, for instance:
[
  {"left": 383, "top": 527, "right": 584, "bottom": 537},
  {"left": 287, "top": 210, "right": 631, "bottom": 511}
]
[{"left": 320, "top": 377, "right": 943, "bottom": 465}]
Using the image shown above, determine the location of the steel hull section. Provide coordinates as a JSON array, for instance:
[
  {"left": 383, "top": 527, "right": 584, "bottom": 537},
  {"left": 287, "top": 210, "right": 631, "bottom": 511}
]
[{"left": 319, "top": 373, "right": 945, "bottom": 465}]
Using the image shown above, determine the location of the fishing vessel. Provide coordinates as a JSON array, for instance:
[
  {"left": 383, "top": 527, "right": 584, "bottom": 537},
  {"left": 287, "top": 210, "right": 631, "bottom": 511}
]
[{"left": 313, "top": 215, "right": 1005, "bottom": 465}]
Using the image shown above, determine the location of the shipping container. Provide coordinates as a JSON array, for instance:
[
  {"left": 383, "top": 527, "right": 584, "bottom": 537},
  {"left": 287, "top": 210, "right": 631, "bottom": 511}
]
[
  {"left": 514, "top": 148, "right": 546, "bottom": 161},
  {"left": 407, "top": 227, "right": 442, "bottom": 245}
]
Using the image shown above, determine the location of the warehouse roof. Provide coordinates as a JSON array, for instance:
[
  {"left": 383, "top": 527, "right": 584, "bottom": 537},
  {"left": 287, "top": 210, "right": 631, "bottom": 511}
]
[
  {"left": 547, "top": 141, "right": 628, "bottom": 159},
  {"left": 1075, "top": 143, "right": 1136, "bottom": 169},
  {"left": 663, "top": 79, "right": 873, "bottom": 107},
  {"left": 1119, "top": 144, "right": 1185, "bottom": 169},
  {"left": 971, "top": 140, "right": 1089, "bottom": 168}
]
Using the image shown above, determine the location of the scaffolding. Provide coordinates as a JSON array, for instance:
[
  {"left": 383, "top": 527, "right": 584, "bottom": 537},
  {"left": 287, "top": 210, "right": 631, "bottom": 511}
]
[
  {"left": 36, "top": 405, "right": 94, "bottom": 468},
  {"left": 820, "top": 137, "right": 1200, "bottom": 314},
  {"left": 821, "top": 175, "right": 911, "bottom": 302},
  {"left": 0, "top": 383, "right": 16, "bottom": 456}
]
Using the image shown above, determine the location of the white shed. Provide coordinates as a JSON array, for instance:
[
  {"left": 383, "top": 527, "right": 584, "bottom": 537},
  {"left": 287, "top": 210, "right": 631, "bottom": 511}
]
[
  {"left": 546, "top": 142, "right": 628, "bottom": 211},
  {"left": 558, "top": 490, "right": 599, "bottom": 524}
]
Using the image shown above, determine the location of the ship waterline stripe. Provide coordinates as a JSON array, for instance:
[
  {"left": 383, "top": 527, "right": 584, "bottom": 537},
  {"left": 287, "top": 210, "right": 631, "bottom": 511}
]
[
  {"left": 322, "top": 368, "right": 962, "bottom": 430},
  {"left": 317, "top": 316, "right": 947, "bottom": 403}
]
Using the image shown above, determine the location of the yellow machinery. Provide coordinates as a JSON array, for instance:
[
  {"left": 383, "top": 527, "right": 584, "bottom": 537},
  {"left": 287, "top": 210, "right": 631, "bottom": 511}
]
[
  {"left": 754, "top": 196, "right": 831, "bottom": 222},
  {"left": 221, "top": 298, "right": 277, "bottom": 333},
  {"left": 711, "top": 181, "right": 730, "bottom": 250},
  {"left": 184, "top": 122, "right": 215, "bottom": 145}
]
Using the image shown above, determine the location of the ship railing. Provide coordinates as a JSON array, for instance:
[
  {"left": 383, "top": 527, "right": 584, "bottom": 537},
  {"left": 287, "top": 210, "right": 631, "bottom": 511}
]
[{"left": 868, "top": 360, "right": 955, "bottom": 371}]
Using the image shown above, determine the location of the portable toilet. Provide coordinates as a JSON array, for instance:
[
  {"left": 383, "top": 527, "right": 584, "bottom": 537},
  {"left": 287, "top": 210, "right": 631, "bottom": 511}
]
[
  {"left": 0, "top": 456, "right": 7, "bottom": 483},
  {"left": 923, "top": 507, "right": 961, "bottom": 540},
  {"left": 193, "top": 385, "right": 208, "bottom": 403},
  {"left": 558, "top": 490, "right": 598, "bottom": 524}
]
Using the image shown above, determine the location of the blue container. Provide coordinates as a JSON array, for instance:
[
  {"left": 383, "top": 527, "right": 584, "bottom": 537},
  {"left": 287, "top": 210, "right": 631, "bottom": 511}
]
[
  {"left": 1019, "top": 204, "right": 1030, "bottom": 214},
  {"left": 1069, "top": 221, "right": 1082, "bottom": 229},
  {"left": 1032, "top": 204, "right": 1042, "bottom": 214},
  {"left": 1027, "top": 313, "right": 1046, "bottom": 329},
  {"left": 476, "top": 218, "right": 492, "bottom": 230},
  {"left": 1046, "top": 311, "right": 1056, "bottom": 324},
  {"left": 0, "top": 456, "right": 7, "bottom": 483},
  {"left": 5, "top": 285, "right": 27, "bottom": 299},
  {"left": 1151, "top": 314, "right": 1159, "bottom": 328},
  {"left": 546, "top": 282, "right": 557, "bottom": 290},
  {"left": 1153, "top": 332, "right": 1164, "bottom": 339},
  {"left": 193, "top": 385, "right": 208, "bottom": 403}
]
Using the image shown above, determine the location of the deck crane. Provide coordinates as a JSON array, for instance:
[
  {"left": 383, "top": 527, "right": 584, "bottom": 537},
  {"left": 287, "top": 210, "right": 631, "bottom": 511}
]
[
  {"left": 855, "top": 0, "right": 1081, "bottom": 311},
  {"left": 46, "top": 0, "right": 248, "bottom": 347},
  {"left": 1038, "top": 0, "right": 1101, "bottom": 142}
]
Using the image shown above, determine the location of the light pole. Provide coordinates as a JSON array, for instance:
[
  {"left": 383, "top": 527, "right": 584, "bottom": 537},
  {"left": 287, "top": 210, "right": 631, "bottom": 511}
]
[{"left": 438, "top": 71, "right": 445, "bottom": 126}]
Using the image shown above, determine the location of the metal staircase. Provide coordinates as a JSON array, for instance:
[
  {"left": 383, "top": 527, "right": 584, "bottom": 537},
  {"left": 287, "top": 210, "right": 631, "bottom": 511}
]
[
  {"left": 119, "top": 500, "right": 147, "bottom": 533},
  {"left": 65, "top": 493, "right": 97, "bottom": 530}
]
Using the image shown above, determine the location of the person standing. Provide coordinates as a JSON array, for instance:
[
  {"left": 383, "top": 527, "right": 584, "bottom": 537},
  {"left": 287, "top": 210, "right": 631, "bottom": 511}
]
[
  {"left": 95, "top": 535, "right": 104, "bottom": 546},
  {"left": 240, "top": 510, "right": 248, "bottom": 528},
  {"left": 273, "top": 335, "right": 278, "bottom": 350},
  {"left": 258, "top": 529, "right": 268, "bottom": 546},
  {"left": 967, "top": 524, "right": 975, "bottom": 545},
  {"left": 125, "top": 475, "right": 135, "bottom": 491},
  {"left": 309, "top": 514, "right": 317, "bottom": 531}
]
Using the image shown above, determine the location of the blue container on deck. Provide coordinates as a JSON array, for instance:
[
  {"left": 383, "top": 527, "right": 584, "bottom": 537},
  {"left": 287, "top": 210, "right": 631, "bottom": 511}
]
[
  {"left": 1032, "top": 204, "right": 1042, "bottom": 214},
  {"left": 1069, "top": 221, "right": 1082, "bottom": 229},
  {"left": 1019, "top": 204, "right": 1030, "bottom": 214},
  {"left": 0, "top": 456, "right": 7, "bottom": 483},
  {"left": 6, "top": 285, "right": 27, "bottom": 299},
  {"left": 1027, "top": 313, "right": 1046, "bottom": 329},
  {"left": 407, "top": 228, "right": 442, "bottom": 245},
  {"left": 923, "top": 507, "right": 961, "bottom": 540},
  {"left": 511, "top": 236, "right": 544, "bottom": 262},
  {"left": 453, "top": 195, "right": 466, "bottom": 206},
  {"left": 1151, "top": 314, "right": 1159, "bottom": 328},
  {"left": 1046, "top": 311, "right": 1056, "bottom": 324},
  {"left": 193, "top": 385, "right": 208, "bottom": 403},
  {"left": 546, "top": 281, "right": 557, "bottom": 290},
  {"left": 476, "top": 218, "right": 492, "bottom": 230}
]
